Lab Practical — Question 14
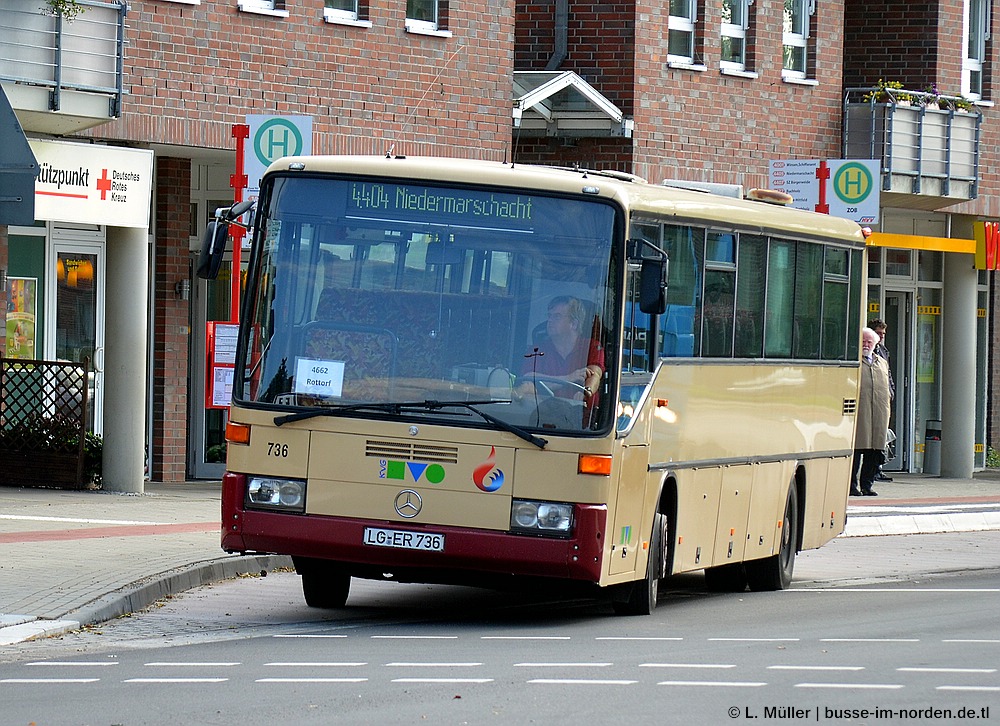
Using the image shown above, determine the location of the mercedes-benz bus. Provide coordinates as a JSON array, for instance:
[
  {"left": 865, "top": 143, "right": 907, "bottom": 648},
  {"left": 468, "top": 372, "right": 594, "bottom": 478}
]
[{"left": 204, "top": 155, "right": 866, "bottom": 615}]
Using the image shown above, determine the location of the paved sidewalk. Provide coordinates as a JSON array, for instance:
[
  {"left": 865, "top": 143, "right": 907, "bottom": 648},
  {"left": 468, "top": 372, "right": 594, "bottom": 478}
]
[{"left": 1, "top": 471, "right": 998, "bottom": 645}]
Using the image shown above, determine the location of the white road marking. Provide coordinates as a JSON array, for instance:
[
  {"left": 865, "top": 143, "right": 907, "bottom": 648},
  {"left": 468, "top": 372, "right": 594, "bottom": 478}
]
[
  {"left": 595, "top": 637, "right": 683, "bottom": 641},
  {"left": 273, "top": 634, "right": 347, "bottom": 639},
  {"left": 709, "top": 638, "right": 800, "bottom": 642},
  {"left": 391, "top": 678, "right": 494, "bottom": 684},
  {"left": 385, "top": 663, "right": 482, "bottom": 667},
  {"left": 0, "top": 514, "right": 160, "bottom": 526},
  {"left": 26, "top": 661, "right": 118, "bottom": 666},
  {"left": 937, "top": 685, "right": 1000, "bottom": 692},
  {"left": 257, "top": 678, "right": 368, "bottom": 683},
  {"left": 1, "top": 678, "right": 100, "bottom": 683},
  {"left": 144, "top": 662, "right": 240, "bottom": 667},
  {"left": 898, "top": 667, "right": 997, "bottom": 673},
  {"left": 529, "top": 679, "right": 637, "bottom": 685},
  {"left": 481, "top": 636, "right": 571, "bottom": 640},
  {"left": 768, "top": 665, "right": 865, "bottom": 671},
  {"left": 657, "top": 680, "right": 766, "bottom": 687},
  {"left": 371, "top": 635, "right": 458, "bottom": 639},
  {"left": 514, "top": 662, "right": 612, "bottom": 667},
  {"left": 124, "top": 678, "right": 228, "bottom": 683},
  {"left": 640, "top": 663, "right": 736, "bottom": 669},
  {"left": 942, "top": 639, "right": 1000, "bottom": 643},
  {"left": 795, "top": 682, "right": 904, "bottom": 689},
  {"left": 265, "top": 662, "right": 366, "bottom": 667},
  {"left": 820, "top": 638, "right": 919, "bottom": 643},
  {"left": 803, "top": 588, "right": 1000, "bottom": 593}
]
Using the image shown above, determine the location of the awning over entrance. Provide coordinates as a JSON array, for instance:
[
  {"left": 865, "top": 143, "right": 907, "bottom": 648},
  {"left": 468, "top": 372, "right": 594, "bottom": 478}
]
[
  {"left": 0, "top": 85, "right": 37, "bottom": 226},
  {"left": 513, "top": 71, "right": 632, "bottom": 139}
]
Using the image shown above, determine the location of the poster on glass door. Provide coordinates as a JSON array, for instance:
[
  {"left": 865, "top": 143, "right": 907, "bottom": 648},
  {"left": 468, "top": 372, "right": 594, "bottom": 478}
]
[{"left": 6, "top": 277, "right": 37, "bottom": 359}]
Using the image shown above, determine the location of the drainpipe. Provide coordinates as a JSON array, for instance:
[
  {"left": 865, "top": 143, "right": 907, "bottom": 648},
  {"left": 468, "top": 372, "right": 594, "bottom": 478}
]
[{"left": 545, "top": 0, "right": 568, "bottom": 70}]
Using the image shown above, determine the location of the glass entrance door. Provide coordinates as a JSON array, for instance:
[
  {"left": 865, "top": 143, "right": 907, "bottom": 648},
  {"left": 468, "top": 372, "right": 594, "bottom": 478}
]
[
  {"left": 189, "top": 256, "right": 233, "bottom": 478},
  {"left": 49, "top": 243, "right": 105, "bottom": 434},
  {"left": 882, "top": 291, "right": 910, "bottom": 471}
]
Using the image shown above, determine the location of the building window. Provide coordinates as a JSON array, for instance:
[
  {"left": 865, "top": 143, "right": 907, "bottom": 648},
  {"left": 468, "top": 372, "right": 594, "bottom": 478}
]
[
  {"left": 669, "top": 0, "right": 698, "bottom": 63},
  {"left": 964, "top": 0, "right": 990, "bottom": 99},
  {"left": 721, "top": 0, "right": 752, "bottom": 71},
  {"left": 406, "top": 0, "right": 450, "bottom": 34},
  {"left": 782, "top": 0, "right": 813, "bottom": 79},
  {"left": 237, "top": 0, "right": 288, "bottom": 16},
  {"left": 326, "top": 0, "right": 358, "bottom": 22}
]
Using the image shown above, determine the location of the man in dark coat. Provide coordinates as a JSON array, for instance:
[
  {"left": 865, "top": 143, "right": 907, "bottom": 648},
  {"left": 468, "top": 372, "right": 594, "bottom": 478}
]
[{"left": 851, "top": 327, "right": 892, "bottom": 496}]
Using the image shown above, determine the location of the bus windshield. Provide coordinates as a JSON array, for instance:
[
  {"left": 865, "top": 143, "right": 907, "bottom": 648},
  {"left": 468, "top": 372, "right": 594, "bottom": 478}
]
[{"left": 237, "top": 174, "right": 620, "bottom": 434}]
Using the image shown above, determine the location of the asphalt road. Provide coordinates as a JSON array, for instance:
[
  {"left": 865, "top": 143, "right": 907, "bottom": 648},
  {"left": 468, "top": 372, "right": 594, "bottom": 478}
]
[{"left": 2, "top": 531, "right": 998, "bottom": 726}]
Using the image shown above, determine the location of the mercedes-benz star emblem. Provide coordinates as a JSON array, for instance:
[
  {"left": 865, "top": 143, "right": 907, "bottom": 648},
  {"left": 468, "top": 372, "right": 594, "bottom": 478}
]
[{"left": 394, "top": 489, "right": 423, "bottom": 518}]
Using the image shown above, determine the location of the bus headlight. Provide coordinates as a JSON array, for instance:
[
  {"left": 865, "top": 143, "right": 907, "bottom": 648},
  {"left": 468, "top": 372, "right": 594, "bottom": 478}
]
[
  {"left": 510, "top": 499, "right": 574, "bottom": 535},
  {"left": 247, "top": 476, "right": 306, "bottom": 513}
]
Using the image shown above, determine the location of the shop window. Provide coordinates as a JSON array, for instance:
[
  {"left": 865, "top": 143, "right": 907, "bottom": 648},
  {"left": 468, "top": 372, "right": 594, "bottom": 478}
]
[
  {"left": 917, "top": 250, "right": 943, "bottom": 282},
  {"left": 885, "top": 249, "right": 912, "bottom": 277}
]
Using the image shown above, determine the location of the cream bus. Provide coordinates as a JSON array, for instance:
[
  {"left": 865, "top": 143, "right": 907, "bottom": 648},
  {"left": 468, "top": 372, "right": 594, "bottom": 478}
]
[{"left": 206, "top": 156, "right": 866, "bottom": 615}]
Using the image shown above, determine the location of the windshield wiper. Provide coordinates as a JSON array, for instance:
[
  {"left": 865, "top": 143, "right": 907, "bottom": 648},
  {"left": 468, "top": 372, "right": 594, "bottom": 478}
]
[
  {"left": 274, "top": 399, "right": 547, "bottom": 449},
  {"left": 423, "top": 399, "right": 547, "bottom": 449}
]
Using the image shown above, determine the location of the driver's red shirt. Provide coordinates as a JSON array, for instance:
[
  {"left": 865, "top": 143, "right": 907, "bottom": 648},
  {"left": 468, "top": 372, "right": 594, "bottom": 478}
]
[{"left": 522, "top": 336, "right": 605, "bottom": 412}]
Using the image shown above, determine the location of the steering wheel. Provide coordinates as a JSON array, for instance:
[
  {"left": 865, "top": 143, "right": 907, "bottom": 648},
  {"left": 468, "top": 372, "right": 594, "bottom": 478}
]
[{"left": 521, "top": 373, "right": 588, "bottom": 398}]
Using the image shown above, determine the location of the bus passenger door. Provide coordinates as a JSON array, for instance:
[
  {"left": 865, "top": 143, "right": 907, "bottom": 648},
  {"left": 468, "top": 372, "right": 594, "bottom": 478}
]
[{"left": 608, "top": 443, "right": 649, "bottom": 576}]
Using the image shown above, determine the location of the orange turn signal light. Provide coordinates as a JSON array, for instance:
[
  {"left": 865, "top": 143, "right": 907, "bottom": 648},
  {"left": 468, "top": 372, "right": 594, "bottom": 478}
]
[
  {"left": 578, "top": 454, "right": 612, "bottom": 476},
  {"left": 226, "top": 421, "right": 250, "bottom": 445}
]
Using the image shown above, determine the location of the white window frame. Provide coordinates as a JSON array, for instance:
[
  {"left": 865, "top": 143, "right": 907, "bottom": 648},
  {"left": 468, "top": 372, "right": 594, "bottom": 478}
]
[
  {"left": 237, "top": 0, "right": 289, "bottom": 18},
  {"left": 963, "top": 0, "right": 990, "bottom": 99},
  {"left": 668, "top": 0, "right": 698, "bottom": 65},
  {"left": 782, "top": 0, "right": 814, "bottom": 80},
  {"left": 324, "top": 0, "right": 372, "bottom": 27},
  {"left": 721, "top": 0, "right": 752, "bottom": 71},
  {"left": 406, "top": 0, "right": 452, "bottom": 36}
]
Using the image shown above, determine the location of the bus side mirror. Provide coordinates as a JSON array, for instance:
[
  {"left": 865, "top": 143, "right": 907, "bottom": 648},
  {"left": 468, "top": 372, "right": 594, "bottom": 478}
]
[
  {"left": 196, "top": 221, "right": 228, "bottom": 280},
  {"left": 639, "top": 258, "right": 668, "bottom": 315},
  {"left": 196, "top": 200, "right": 256, "bottom": 280}
]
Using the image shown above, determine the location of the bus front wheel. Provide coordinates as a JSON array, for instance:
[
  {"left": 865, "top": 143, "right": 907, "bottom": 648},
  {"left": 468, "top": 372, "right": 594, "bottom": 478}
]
[
  {"left": 612, "top": 511, "right": 667, "bottom": 616},
  {"left": 298, "top": 560, "right": 352, "bottom": 609},
  {"left": 745, "top": 481, "right": 798, "bottom": 591}
]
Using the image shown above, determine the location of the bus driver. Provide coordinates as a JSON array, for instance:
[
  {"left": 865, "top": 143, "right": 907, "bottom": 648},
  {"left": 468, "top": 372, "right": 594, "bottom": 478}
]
[{"left": 519, "top": 295, "right": 604, "bottom": 410}]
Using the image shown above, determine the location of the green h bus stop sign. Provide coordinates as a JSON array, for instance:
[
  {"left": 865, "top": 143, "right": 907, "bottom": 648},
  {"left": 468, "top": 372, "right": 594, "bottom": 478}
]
[{"left": 244, "top": 115, "right": 313, "bottom": 194}]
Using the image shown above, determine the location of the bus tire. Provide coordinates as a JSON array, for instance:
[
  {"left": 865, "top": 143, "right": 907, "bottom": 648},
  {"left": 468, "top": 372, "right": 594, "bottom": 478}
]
[
  {"left": 704, "top": 562, "right": 748, "bottom": 592},
  {"left": 745, "top": 480, "right": 798, "bottom": 592},
  {"left": 612, "top": 511, "right": 666, "bottom": 616},
  {"left": 300, "top": 564, "right": 352, "bottom": 609}
]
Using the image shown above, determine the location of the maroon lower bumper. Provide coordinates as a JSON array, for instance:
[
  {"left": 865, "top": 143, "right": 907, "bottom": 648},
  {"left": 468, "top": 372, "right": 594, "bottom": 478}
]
[{"left": 222, "top": 472, "right": 606, "bottom": 583}]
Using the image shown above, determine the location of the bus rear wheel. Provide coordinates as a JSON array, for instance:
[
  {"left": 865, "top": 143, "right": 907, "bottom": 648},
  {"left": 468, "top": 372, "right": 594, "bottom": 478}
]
[
  {"left": 612, "top": 512, "right": 666, "bottom": 616},
  {"left": 298, "top": 559, "right": 352, "bottom": 609},
  {"left": 745, "top": 481, "right": 798, "bottom": 591}
]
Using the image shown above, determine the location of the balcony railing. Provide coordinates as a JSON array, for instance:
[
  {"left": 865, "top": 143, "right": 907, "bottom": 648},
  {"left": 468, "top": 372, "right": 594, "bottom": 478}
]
[
  {"left": 843, "top": 88, "right": 981, "bottom": 205},
  {"left": 0, "top": 0, "right": 127, "bottom": 134}
]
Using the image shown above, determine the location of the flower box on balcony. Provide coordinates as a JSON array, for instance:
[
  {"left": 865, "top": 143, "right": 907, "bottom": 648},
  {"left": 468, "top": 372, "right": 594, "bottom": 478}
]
[{"left": 843, "top": 100, "right": 980, "bottom": 200}]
